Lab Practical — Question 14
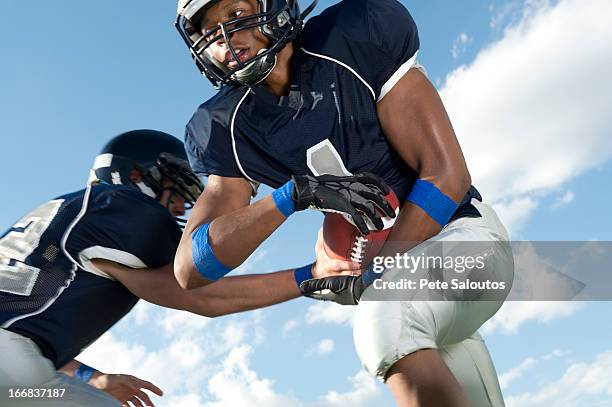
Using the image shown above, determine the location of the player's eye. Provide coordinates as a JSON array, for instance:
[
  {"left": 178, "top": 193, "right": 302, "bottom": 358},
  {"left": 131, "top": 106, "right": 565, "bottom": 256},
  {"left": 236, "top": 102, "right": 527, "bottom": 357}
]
[{"left": 230, "top": 9, "right": 244, "bottom": 19}]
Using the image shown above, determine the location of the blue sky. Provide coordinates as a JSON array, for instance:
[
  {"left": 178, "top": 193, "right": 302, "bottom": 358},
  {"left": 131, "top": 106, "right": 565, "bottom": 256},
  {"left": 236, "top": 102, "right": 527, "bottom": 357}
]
[{"left": 1, "top": 0, "right": 612, "bottom": 406}]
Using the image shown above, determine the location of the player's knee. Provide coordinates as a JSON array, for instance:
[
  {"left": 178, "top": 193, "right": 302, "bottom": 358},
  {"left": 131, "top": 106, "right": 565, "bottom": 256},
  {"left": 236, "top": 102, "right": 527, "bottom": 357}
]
[
  {"left": 353, "top": 300, "right": 404, "bottom": 379},
  {"left": 353, "top": 300, "right": 441, "bottom": 380}
]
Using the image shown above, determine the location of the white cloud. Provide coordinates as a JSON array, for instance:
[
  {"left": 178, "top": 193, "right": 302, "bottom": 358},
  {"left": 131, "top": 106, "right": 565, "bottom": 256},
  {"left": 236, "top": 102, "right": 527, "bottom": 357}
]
[
  {"left": 318, "top": 370, "right": 381, "bottom": 407},
  {"left": 79, "top": 305, "right": 386, "bottom": 407},
  {"left": 451, "top": 33, "right": 472, "bottom": 59},
  {"left": 77, "top": 311, "right": 267, "bottom": 401},
  {"left": 542, "top": 348, "right": 570, "bottom": 361},
  {"left": 307, "top": 338, "right": 335, "bottom": 357},
  {"left": 77, "top": 331, "right": 210, "bottom": 398},
  {"left": 157, "top": 308, "right": 211, "bottom": 334},
  {"left": 489, "top": 0, "right": 521, "bottom": 30},
  {"left": 200, "top": 345, "right": 383, "bottom": 407},
  {"left": 499, "top": 348, "right": 570, "bottom": 390},
  {"left": 317, "top": 338, "right": 334, "bottom": 355},
  {"left": 204, "top": 345, "right": 303, "bottom": 407},
  {"left": 491, "top": 196, "right": 538, "bottom": 236},
  {"left": 499, "top": 356, "right": 536, "bottom": 390},
  {"left": 482, "top": 301, "right": 585, "bottom": 335},
  {"left": 489, "top": 0, "right": 551, "bottom": 31},
  {"left": 78, "top": 332, "right": 148, "bottom": 374},
  {"left": 129, "top": 301, "right": 157, "bottom": 326},
  {"left": 282, "top": 319, "right": 299, "bottom": 336},
  {"left": 305, "top": 302, "right": 355, "bottom": 326},
  {"left": 164, "top": 393, "right": 207, "bottom": 407},
  {"left": 552, "top": 190, "right": 575, "bottom": 208},
  {"left": 506, "top": 350, "right": 612, "bottom": 406},
  {"left": 441, "top": 0, "right": 612, "bottom": 234}
]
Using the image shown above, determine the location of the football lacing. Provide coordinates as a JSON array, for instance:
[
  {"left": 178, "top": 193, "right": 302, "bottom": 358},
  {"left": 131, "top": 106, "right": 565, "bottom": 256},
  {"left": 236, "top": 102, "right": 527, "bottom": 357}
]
[{"left": 350, "top": 235, "right": 369, "bottom": 263}]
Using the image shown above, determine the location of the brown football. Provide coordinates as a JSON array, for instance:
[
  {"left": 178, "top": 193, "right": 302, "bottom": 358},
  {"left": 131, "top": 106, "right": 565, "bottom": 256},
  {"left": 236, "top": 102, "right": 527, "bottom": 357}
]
[{"left": 322, "top": 189, "right": 400, "bottom": 265}]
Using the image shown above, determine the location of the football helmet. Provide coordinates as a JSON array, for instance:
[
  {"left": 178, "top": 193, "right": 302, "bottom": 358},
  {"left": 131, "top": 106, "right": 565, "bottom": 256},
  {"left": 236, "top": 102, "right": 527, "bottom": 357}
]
[
  {"left": 89, "top": 129, "right": 204, "bottom": 209},
  {"left": 176, "top": 0, "right": 317, "bottom": 88}
]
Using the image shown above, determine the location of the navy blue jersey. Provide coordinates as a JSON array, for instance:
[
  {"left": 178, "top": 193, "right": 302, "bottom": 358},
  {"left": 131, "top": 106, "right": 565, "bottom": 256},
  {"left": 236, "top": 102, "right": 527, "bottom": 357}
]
[
  {"left": 186, "top": 0, "right": 422, "bottom": 200},
  {"left": 0, "top": 184, "right": 180, "bottom": 368}
]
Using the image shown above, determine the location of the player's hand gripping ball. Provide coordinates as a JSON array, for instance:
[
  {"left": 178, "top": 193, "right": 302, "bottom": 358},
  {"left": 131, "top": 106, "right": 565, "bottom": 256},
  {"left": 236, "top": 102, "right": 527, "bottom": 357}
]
[{"left": 322, "top": 188, "right": 400, "bottom": 266}]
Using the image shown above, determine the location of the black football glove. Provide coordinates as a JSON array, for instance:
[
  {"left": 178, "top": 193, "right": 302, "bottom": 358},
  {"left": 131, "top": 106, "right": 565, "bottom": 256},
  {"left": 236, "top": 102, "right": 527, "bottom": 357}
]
[
  {"left": 299, "top": 275, "right": 367, "bottom": 305},
  {"left": 291, "top": 172, "right": 395, "bottom": 235}
]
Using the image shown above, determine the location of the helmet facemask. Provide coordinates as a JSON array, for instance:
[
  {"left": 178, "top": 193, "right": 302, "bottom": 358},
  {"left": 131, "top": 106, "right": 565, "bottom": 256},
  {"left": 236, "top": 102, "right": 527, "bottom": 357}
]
[
  {"left": 145, "top": 153, "right": 203, "bottom": 210},
  {"left": 177, "top": 0, "right": 316, "bottom": 88}
]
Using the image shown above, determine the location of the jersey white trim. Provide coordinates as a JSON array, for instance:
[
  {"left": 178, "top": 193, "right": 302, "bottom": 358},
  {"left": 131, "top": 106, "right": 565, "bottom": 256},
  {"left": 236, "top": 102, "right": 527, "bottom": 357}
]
[
  {"left": 301, "top": 48, "right": 376, "bottom": 100},
  {"left": 377, "top": 51, "right": 419, "bottom": 102},
  {"left": 60, "top": 183, "right": 94, "bottom": 272},
  {"left": 1, "top": 185, "right": 93, "bottom": 329},
  {"left": 78, "top": 246, "right": 147, "bottom": 281},
  {"left": 230, "top": 88, "right": 259, "bottom": 187}
]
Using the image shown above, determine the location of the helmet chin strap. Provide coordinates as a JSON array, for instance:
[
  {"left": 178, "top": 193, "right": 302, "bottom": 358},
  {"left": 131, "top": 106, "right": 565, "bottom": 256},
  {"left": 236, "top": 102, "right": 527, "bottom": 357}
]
[{"left": 232, "top": 48, "right": 277, "bottom": 86}]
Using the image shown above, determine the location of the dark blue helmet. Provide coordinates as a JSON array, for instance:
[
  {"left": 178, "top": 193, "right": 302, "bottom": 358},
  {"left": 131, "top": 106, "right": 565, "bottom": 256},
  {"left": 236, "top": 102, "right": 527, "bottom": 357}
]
[{"left": 89, "top": 129, "right": 204, "bottom": 207}]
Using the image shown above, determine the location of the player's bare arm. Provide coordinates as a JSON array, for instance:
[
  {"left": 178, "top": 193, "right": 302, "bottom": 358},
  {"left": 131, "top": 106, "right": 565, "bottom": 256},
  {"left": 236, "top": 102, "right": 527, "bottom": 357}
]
[
  {"left": 376, "top": 68, "right": 471, "bottom": 251},
  {"left": 98, "top": 260, "right": 299, "bottom": 317},
  {"left": 96, "top": 229, "right": 358, "bottom": 317},
  {"left": 174, "top": 175, "right": 254, "bottom": 289}
]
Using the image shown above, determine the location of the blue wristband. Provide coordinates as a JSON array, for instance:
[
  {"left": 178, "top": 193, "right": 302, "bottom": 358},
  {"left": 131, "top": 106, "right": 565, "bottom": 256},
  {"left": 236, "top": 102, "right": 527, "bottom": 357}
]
[
  {"left": 272, "top": 180, "right": 295, "bottom": 217},
  {"left": 294, "top": 264, "right": 314, "bottom": 287},
  {"left": 361, "top": 264, "right": 380, "bottom": 286},
  {"left": 407, "top": 179, "right": 458, "bottom": 226},
  {"left": 192, "top": 223, "right": 233, "bottom": 281},
  {"left": 75, "top": 363, "right": 96, "bottom": 383}
]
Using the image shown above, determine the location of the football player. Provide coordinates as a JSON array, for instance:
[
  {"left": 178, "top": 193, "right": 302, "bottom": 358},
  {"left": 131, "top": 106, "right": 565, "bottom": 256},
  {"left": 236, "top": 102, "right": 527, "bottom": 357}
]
[
  {"left": 0, "top": 129, "right": 375, "bottom": 407},
  {"left": 174, "top": 0, "right": 515, "bottom": 406}
]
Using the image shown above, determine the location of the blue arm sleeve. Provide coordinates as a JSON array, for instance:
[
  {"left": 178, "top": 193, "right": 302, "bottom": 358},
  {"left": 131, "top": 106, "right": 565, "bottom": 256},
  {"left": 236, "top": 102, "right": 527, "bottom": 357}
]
[
  {"left": 191, "top": 223, "right": 233, "bottom": 281},
  {"left": 407, "top": 179, "right": 458, "bottom": 226}
]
